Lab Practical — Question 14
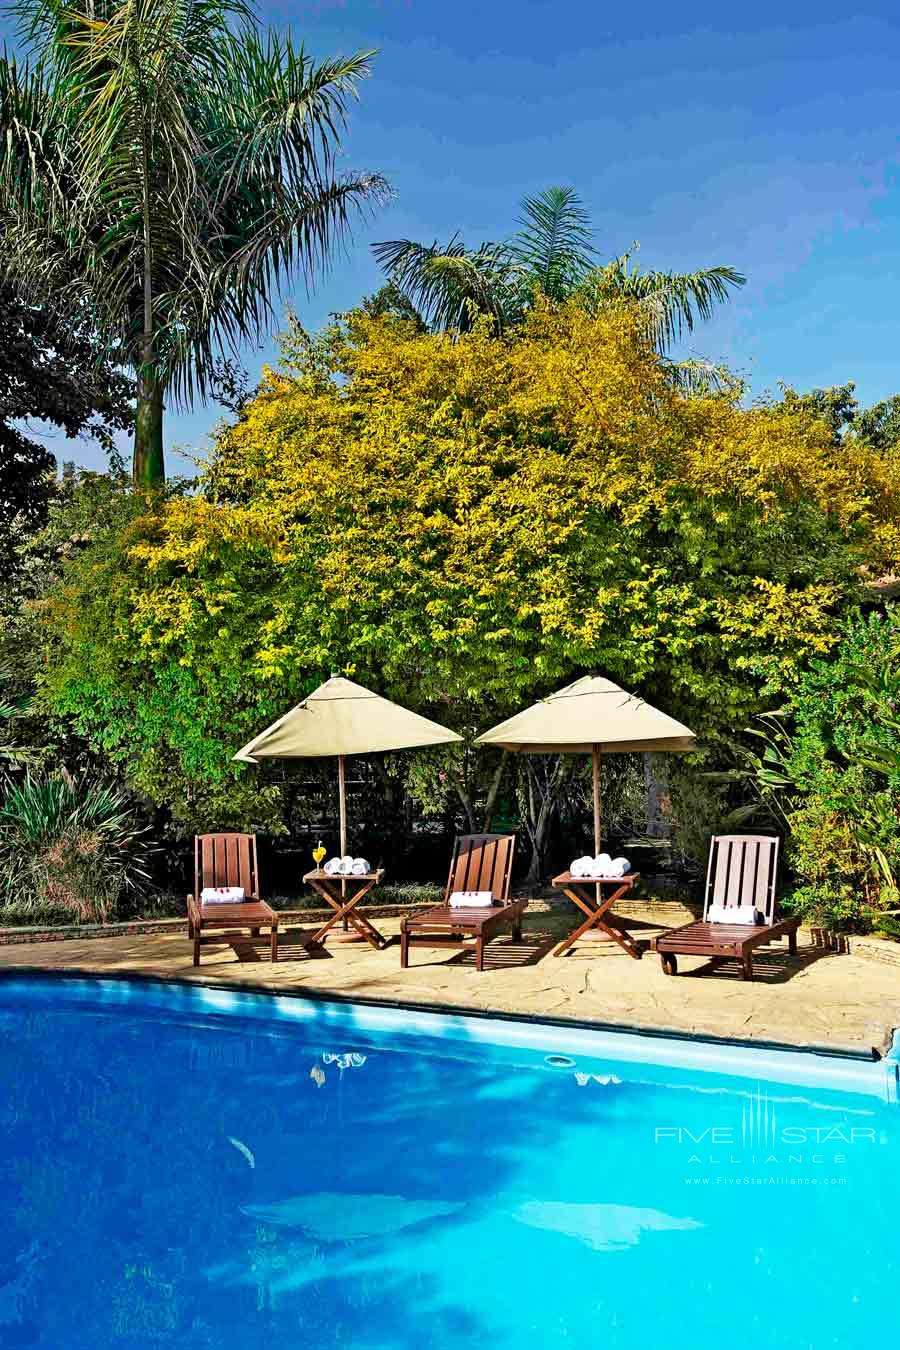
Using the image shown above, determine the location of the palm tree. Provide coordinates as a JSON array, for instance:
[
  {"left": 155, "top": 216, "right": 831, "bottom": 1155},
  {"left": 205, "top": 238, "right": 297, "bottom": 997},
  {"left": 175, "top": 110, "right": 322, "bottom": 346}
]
[
  {"left": 373, "top": 186, "right": 744, "bottom": 353},
  {"left": 0, "top": 0, "right": 388, "bottom": 483}
]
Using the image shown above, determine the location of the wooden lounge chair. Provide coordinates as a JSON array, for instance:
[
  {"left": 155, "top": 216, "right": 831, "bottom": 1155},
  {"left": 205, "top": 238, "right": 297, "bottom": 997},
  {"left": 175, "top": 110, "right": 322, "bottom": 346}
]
[
  {"left": 400, "top": 833, "right": 520, "bottom": 972},
  {"left": 187, "top": 832, "right": 279, "bottom": 966},
  {"left": 651, "top": 833, "right": 799, "bottom": 981}
]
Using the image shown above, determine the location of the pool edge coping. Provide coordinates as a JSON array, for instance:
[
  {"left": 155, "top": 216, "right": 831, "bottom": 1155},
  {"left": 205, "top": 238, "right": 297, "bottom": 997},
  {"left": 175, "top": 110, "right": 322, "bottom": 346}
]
[{"left": 0, "top": 963, "right": 893, "bottom": 1065}]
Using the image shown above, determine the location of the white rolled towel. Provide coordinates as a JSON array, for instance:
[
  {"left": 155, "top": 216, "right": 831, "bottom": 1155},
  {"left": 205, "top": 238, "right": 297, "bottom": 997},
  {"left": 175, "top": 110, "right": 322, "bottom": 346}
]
[
  {"left": 449, "top": 890, "right": 494, "bottom": 908},
  {"left": 323, "top": 857, "right": 342, "bottom": 875},
  {"left": 338, "top": 855, "right": 355, "bottom": 876},
  {"left": 608, "top": 857, "right": 630, "bottom": 877},
  {"left": 707, "top": 903, "right": 760, "bottom": 926},
  {"left": 570, "top": 856, "right": 593, "bottom": 878},
  {"left": 351, "top": 858, "right": 370, "bottom": 876},
  {"left": 200, "top": 886, "right": 245, "bottom": 903},
  {"left": 586, "top": 853, "right": 613, "bottom": 878}
]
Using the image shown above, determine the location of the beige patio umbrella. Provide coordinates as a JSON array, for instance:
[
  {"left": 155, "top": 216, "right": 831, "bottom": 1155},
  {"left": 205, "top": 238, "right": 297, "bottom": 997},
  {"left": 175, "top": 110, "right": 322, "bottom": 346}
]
[
  {"left": 475, "top": 675, "right": 696, "bottom": 853},
  {"left": 234, "top": 675, "right": 462, "bottom": 856}
]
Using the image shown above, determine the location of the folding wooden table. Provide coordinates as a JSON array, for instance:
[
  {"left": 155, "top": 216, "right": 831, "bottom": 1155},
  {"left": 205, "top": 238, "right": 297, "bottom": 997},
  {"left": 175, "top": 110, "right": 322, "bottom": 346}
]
[
  {"left": 303, "top": 869, "right": 387, "bottom": 950},
  {"left": 550, "top": 871, "right": 643, "bottom": 959}
]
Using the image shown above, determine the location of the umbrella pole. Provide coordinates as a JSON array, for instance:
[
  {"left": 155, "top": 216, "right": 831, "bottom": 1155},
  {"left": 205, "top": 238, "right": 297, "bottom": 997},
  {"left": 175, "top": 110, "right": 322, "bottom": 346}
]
[
  {"left": 338, "top": 754, "right": 348, "bottom": 856},
  {"left": 592, "top": 743, "right": 601, "bottom": 854},
  {"left": 338, "top": 754, "right": 348, "bottom": 920}
]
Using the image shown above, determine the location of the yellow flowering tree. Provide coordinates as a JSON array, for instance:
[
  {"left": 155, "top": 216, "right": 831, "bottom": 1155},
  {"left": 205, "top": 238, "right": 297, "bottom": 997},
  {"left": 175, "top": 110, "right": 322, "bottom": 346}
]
[{"left": 38, "top": 302, "right": 900, "bottom": 848}]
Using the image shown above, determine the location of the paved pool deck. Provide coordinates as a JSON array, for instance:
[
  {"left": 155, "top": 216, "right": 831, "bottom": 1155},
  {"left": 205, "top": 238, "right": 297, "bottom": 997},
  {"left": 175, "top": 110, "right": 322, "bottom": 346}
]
[{"left": 2, "top": 904, "right": 900, "bottom": 1055}]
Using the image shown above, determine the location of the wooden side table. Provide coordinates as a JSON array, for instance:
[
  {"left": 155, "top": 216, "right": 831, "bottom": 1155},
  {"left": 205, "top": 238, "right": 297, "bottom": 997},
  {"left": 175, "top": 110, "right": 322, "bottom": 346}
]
[
  {"left": 303, "top": 870, "right": 387, "bottom": 950},
  {"left": 550, "top": 871, "right": 643, "bottom": 959}
]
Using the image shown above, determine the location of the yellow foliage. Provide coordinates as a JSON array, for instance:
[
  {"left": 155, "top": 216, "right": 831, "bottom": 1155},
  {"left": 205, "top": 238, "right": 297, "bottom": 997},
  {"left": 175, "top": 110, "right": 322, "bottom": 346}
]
[{"left": 39, "top": 301, "right": 900, "bottom": 825}]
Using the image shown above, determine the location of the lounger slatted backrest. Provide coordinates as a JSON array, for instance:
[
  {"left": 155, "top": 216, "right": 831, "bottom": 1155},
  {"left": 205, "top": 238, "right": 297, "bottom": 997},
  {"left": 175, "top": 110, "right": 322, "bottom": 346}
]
[
  {"left": 703, "top": 834, "right": 779, "bottom": 923},
  {"left": 195, "top": 833, "right": 259, "bottom": 900},
  {"left": 445, "top": 834, "right": 515, "bottom": 906}
]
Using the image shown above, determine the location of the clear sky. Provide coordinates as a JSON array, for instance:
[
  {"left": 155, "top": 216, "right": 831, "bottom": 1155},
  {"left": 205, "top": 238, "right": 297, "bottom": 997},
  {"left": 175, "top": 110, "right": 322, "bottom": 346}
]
[{"left": 7, "top": 0, "right": 900, "bottom": 472}]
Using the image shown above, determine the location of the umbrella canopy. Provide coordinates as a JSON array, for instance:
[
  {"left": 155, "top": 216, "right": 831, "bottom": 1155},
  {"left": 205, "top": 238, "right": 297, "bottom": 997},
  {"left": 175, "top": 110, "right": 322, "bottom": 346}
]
[
  {"left": 476, "top": 676, "right": 695, "bottom": 755},
  {"left": 476, "top": 675, "right": 696, "bottom": 854},
  {"left": 234, "top": 675, "right": 461, "bottom": 855}
]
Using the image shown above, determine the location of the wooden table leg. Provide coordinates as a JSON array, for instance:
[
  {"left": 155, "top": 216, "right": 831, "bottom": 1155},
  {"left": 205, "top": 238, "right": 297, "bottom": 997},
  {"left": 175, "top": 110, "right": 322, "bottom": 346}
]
[
  {"left": 553, "top": 882, "right": 642, "bottom": 959},
  {"left": 593, "top": 913, "right": 644, "bottom": 959},
  {"left": 270, "top": 917, "right": 279, "bottom": 962},
  {"left": 553, "top": 906, "right": 606, "bottom": 956},
  {"left": 307, "top": 878, "right": 386, "bottom": 950}
]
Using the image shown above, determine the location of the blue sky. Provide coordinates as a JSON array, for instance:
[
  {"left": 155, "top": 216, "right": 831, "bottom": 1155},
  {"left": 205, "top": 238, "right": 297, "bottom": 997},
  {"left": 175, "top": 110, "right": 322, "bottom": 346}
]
[{"left": 8, "top": 0, "right": 900, "bottom": 472}]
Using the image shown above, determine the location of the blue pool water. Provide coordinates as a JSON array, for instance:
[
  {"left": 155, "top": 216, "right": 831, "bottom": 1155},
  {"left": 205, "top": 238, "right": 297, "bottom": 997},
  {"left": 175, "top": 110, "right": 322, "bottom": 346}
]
[{"left": 2, "top": 976, "right": 898, "bottom": 1349}]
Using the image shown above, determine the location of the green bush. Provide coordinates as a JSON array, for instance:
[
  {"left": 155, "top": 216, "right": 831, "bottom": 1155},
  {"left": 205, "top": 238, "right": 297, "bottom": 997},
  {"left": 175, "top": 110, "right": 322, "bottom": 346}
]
[
  {"left": 744, "top": 607, "right": 900, "bottom": 933},
  {"left": 0, "top": 774, "right": 154, "bottom": 922}
]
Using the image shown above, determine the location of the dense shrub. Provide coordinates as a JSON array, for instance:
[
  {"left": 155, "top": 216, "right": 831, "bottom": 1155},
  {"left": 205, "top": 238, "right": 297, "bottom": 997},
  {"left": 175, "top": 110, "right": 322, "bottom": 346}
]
[{"left": 0, "top": 774, "right": 154, "bottom": 922}]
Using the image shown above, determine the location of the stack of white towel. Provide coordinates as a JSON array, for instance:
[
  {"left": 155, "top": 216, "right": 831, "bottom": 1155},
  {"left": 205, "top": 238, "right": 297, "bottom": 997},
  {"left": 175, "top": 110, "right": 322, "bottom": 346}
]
[
  {"left": 323, "top": 855, "right": 371, "bottom": 877},
  {"left": 570, "top": 854, "right": 631, "bottom": 879}
]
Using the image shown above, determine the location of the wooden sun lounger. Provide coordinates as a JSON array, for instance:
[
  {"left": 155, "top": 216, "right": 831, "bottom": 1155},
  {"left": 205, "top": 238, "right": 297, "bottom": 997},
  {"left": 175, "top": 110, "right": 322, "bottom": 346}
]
[
  {"left": 400, "top": 833, "right": 521, "bottom": 972},
  {"left": 651, "top": 833, "right": 799, "bottom": 981},
  {"left": 187, "top": 832, "right": 280, "bottom": 966}
]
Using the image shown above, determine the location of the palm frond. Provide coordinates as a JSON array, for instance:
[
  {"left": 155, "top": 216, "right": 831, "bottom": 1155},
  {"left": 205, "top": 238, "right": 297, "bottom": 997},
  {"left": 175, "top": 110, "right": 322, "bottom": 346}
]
[
  {"left": 209, "top": 36, "right": 376, "bottom": 201},
  {"left": 663, "top": 356, "right": 741, "bottom": 396},
  {"left": 578, "top": 253, "right": 745, "bottom": 351},
  {"left": 165, "top": 171, "right": 389, "bottom": 403},
  {"left": 509, "top": 185, "right": 596, "bottom": 301},
  {"left": 372, "top": 236, "right": 518, "bottom": 332}
]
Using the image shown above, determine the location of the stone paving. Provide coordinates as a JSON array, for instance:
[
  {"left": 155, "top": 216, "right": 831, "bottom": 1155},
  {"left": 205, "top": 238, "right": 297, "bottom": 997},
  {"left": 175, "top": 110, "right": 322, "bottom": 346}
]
[{"left": 2, "top": 903, "right": 900, "bottom": 1055}]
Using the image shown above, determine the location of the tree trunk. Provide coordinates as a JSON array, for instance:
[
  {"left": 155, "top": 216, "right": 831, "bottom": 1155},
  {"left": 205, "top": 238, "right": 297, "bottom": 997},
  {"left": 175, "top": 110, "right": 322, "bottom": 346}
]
[
  {"left": 135, "top": 132, "right": 164, "bottom": 486},
  {"left": 643, "top": 753, "right": 667, "bottom": 837},
  {"left": 519, "top": 755, "right": 573, "bottom": 884},
  {"left": 133, "top": 373, "right": 165, "bottom": 486},
  {"left": 454, "top": 783, "right": 477, "bottom": 834},
  {"left": 482, "top": 751, "right": 508, "bottom": 832}
]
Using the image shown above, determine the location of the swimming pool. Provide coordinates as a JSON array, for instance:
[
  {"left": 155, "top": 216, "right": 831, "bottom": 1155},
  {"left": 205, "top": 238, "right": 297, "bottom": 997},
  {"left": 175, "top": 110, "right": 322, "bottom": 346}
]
[{"left": 2, "top": 975, "right": 897, "bottom": 1349}]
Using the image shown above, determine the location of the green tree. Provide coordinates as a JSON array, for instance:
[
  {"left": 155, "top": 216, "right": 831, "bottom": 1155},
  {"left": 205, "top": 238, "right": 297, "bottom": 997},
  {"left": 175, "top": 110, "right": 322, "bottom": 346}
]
[
  {"left": 0, "top": 0, "right": 387, "bottom": 485},
  {"left": 855, "top": 394, "right": 900, "bottom": 450},
  {"left": 373, "top": 185, "right": 745, "bottom": 349},
  {"left": 781, "top": 382, "right": 858, "bottom": 442}
]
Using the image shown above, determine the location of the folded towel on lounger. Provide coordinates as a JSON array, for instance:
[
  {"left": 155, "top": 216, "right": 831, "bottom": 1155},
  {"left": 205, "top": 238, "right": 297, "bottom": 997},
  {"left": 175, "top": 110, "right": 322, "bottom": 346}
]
[
  {"left": 449, "top": 890, "right": 494, "bottom": 908},
  {"left": 707, "top": 903, "right": 761, "bottom": 925},
  {"left": 200, "top": 886, "right": 245, "bottom": 904}
]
